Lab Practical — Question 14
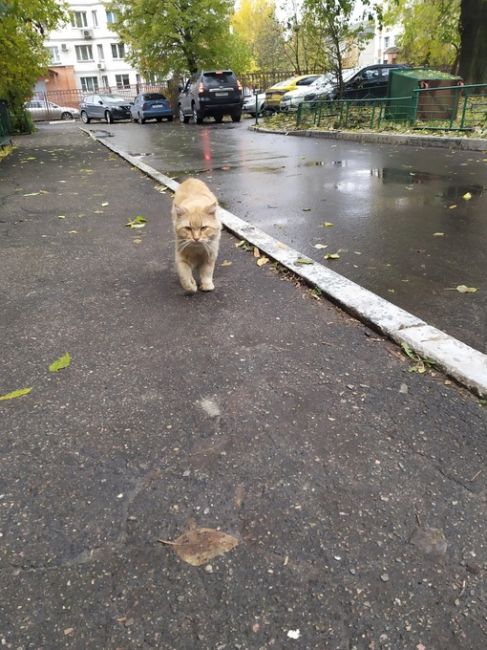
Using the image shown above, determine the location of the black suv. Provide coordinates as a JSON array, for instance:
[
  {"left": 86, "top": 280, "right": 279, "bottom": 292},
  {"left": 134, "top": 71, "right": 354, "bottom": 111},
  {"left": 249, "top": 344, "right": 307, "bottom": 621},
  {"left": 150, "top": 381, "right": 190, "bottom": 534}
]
[
  {"left": 310, "top": 64, "right": 410, "bottom": 102},
  {"left": 178, "top": 70, "right": 243, "bottom": 124},
  {"left": 80, "top": 94, "right": 133, "bottom": 124}
]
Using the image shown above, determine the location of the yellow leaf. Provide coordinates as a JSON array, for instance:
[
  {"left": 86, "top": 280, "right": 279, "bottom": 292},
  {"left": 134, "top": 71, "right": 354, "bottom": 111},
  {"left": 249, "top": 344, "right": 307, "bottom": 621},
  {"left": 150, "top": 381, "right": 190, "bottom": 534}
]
[
  {"left": 158, "top": 526, "right": 239, "bottom": 566},
  {"left": 68, "top": 230, "right": 78, "bottom": 234},
  {"left": 221, "top": 260, "right": 232, "bottom": 267},
  {"left": 463, "top": 192, "right": 472, "bottom": 200},
  {"left": 133, "top": 238, "right": 142, "bottom": 244},
  {"left": 323, "top": 222, "right": 334, "bottom": 228},
  {"left": 276, "top": 241, "right": 288, "bottom": 249},
  {"left": 0, "top": 387, "right": 32, "bottom": 401},
  {"left": 314, "top": 243, "right": 327, "bottom": 249},
  {"left": 257, "top": 256, "right": 269, "bottom": 266},
  {"left": 253, "top": 246, "right": 260, "bottom": 258},
  {"left": 433, "top": 232, "right": 444, "bottom": 237},
  {"left": 235, "top": 240, "right": 246, "bottom": 248},
  {"left": 449, "top": 204, "right": 457, "bottom": 209},
  {"left": 456, "top": 285, "right": 478, "bottom": 293},
  {"left": 58, "top": 215, "right": 66, "bottom": 219},
  {"left": 101, "top": 202, "right": 109, "bottom": 207},
  {"left": 324, "top": 253, "right": 340, "bottom": 260}
]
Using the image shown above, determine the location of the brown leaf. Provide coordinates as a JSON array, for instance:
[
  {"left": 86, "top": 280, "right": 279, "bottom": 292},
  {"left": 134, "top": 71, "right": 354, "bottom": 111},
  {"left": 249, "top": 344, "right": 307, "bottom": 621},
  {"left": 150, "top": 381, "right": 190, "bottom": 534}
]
[
  {"left": 158, "top": 527, "right": 239, "bottom": 566},
  {"left": 253, "top": 246, "right": 261, "bottom": 258},
  {"left": 220, "top": 260, "right": 233, "bottom": 267}
]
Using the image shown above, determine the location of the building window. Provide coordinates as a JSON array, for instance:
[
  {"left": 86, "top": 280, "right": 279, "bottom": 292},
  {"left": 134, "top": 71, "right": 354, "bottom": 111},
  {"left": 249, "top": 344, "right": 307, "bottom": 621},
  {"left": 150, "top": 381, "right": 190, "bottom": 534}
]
[
  {"left": 384, "top": 36, "right": 390, "bottom": 49},
  {"left": 47, "top": 46, "right": 60, "bottom": 64},
  {"left": 71, "top": 11, "right": 87, "bottom": 28},
  {"left": 111, "top": 43, "right": 125, "bottom": 59},
  {"left": 101, "top": 75, "right": 109, "bottom": 88},
  {"left": 75, "top": 45, "right": 94, "bottom": 61},
  {"left": 106, "top": 10, "right": 116, "bottom": 24},
  {"left": 115, "top": 74, "right": 130, "bottom": 89},
  {"left": 92, "top": 10, "right": 98, "bottom": 27},
  {"left": 136, "top": 73, "right": 141, "bottom": 84},
  {"left": 97, "top": 44, "right": 104, "bottom": 60},
  {"left": 80, "top": 76, "right": 99, "bottom": 92}
]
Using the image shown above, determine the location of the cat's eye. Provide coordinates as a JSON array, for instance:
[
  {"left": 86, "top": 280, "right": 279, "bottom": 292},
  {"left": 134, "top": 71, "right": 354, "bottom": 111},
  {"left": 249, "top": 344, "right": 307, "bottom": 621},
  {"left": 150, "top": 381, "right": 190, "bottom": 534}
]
[{"left": 201, "top": 226, "right": 209, "bottom": 231}]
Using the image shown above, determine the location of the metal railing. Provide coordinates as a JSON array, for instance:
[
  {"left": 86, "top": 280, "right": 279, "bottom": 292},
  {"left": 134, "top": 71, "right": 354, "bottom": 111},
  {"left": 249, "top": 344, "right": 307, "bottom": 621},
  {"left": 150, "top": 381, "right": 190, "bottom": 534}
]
[{"left": 296, "top": 83, "right": 487, "bottom": 133}]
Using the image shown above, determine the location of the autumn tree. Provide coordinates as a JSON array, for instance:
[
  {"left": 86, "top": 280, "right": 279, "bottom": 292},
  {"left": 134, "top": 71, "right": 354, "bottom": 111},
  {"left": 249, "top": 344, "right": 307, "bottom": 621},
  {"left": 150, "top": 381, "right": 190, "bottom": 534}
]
[
  {"left": 284, "top": 0, "right": 329, "bottom": 72},
  {"left": 0, "top": 0, "right": 65, "bottom": 132},
  {"left": 110, "top": 0, "right": 249, "bottom": 78}
]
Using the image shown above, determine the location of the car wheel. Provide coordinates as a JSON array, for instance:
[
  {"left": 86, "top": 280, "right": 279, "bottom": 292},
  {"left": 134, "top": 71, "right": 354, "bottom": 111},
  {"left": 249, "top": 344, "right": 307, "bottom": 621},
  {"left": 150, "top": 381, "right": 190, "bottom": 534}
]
[
  {"left": 214, "top": 115, "right": 223, "bottom": 123},
  {"left": 156, "top": 117, "right": 162, "bottom": 122},
  {"left": 231, "top": 111, "right": 241, "bottom": 123},
  {"left": 140, "top": 114, "right": 146, "bottom": 124},
  {"left": 105, "top": 110, "right": 113, "bottom": 124},
  {"left": 167, "top": 115, "right": 173, "bottom": 122},
  {"left": 61, "top": 111, "right": 73, "bottom": 120},
  {"left": 179, "top": 106, "right": 190, "bottom": 124},
  {"left": 80, "top": 110, "right": 90, "bottom": 124},
  {"left": 192, "top": 104, "right": 203, "bottom": 125}
]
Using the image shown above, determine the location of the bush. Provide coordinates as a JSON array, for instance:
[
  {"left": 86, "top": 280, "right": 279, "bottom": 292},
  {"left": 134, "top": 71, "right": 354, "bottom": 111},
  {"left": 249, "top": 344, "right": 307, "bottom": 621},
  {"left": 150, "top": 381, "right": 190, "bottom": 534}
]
[{"left": 9, "top": 104, "right": 35, "bottom": 134}]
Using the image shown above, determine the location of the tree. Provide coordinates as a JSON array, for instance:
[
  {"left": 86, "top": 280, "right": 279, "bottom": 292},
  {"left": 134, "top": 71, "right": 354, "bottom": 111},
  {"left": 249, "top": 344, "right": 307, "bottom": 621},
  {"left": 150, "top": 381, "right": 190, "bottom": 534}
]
[
  {"left": 304, "top": 0, "right": 373, "bottom": 94},
  {"left": 110, "top": 0, "right": 238, "bottom": 78},
  {"left": 0, "top": 0, "right": 65, "bottom": 132},
  {"left": 459, "top": 0, "right": 487, "bottom": 83},
  {"left": 385, "top": 0, "right": 460, "bottom": 71}
]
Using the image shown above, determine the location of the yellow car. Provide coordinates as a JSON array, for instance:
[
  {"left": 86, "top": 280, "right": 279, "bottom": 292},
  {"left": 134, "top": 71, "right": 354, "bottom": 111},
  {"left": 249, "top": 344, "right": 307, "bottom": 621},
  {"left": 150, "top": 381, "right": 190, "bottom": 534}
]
[{"left": 264, "top": 74, "right": 320, "bottom": 111}]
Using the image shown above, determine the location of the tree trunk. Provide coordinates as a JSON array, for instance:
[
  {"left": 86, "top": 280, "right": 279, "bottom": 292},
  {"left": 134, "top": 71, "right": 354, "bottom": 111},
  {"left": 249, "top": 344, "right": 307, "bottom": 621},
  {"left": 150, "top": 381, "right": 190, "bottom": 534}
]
[{"left": 459, "top": 0, "right": 487, "bottom": 83}]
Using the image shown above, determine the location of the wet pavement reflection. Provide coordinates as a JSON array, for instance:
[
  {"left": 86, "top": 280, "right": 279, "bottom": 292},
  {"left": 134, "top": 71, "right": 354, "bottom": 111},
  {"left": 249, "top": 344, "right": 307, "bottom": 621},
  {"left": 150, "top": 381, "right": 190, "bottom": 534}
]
[{"left": 97, "top": 120, "right": 486, "bottom": 352}]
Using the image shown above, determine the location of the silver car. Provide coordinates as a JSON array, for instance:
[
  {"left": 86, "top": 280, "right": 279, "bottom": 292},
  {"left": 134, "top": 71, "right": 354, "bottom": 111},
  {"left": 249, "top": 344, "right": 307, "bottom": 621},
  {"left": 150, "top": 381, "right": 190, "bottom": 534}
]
[
  {"left": 25, "top": 100, "right": 80, "bottom": 121},
  {"left": 243, "top": 92, "right": 265, "bottom": 116}
]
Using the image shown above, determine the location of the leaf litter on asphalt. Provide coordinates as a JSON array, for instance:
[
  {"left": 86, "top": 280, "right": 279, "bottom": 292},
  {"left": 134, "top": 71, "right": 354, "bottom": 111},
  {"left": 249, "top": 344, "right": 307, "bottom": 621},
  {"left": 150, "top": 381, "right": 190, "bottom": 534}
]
[
  {"left": 324, "top": 253, "right": 340, "bottom": 260},
  {"left": 126, "top": 216, "right": 147, "bottom": 229},
  {"left": 0, "top": 387, "right": 32, "bottom": 401},
  {"left": 49, "top": 352, "right": 71, "bottom": 373},
  {"left": 444, "top": 285, "right": 479, "bottom": 293},
  {"left": 221, "top": 260, "right": 232, "bottom": 267},
  {"left": 158, "top": 525, "right": 239, "bottom": 566},
  {"left": 257, "top": 256, "right": 269, "bottom": 267}
]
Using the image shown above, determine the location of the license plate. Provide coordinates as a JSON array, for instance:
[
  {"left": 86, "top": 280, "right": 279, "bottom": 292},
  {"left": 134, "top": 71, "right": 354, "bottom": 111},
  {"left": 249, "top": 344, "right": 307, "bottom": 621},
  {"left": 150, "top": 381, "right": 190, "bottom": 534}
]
[{"left": 215, "top": 92, "right": 228, "bottom": 97}]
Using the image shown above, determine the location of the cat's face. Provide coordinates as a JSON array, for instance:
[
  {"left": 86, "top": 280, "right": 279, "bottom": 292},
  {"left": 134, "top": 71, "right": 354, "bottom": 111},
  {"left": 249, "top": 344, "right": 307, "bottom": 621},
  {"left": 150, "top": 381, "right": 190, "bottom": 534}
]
[{"left": 174, "top": 202, "right": 219, "bottom": 243}]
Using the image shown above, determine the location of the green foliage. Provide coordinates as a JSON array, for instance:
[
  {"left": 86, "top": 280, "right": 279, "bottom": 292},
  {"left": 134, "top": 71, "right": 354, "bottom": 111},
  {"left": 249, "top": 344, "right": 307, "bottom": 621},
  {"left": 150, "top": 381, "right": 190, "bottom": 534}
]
[
  {"left": 0, "top": 0, "right": 66, "bottom": 133},
  {"left": 385, "top": 0, "right": 460, "bottom": 71},
  {"left": 109, "top": 0, "right": 244, "bottom": 77}
]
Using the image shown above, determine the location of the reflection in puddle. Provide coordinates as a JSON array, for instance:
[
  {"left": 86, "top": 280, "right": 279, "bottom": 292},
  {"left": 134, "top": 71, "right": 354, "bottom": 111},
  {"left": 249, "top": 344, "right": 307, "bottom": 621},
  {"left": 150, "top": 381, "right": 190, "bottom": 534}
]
[
  {"left": 370, "top": 167, "right": 484, "bottom": 198},
  {"left": 299, "top": 160, "right": 350, "bottom": 167}
]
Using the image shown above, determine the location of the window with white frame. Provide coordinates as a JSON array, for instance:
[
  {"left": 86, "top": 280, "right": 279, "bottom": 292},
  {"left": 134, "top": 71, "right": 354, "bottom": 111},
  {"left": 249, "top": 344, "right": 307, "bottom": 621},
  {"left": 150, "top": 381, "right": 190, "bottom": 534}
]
[
  {"left": 115, "top": 74, "right": 130, "bottom": 88},
  {"left": 80, "top": 77, "right": 99, "bottom": 92},
  {"left": 71, "top": 11, "right": 87, "bottom": 28},
  {"left": 106, "top": 10, "right": 116, "bottom": 24},
  {"left": 111, "top": 43, "right": 125, "bottom": 59},
  {"left": 97, "top": 44, "right": 104, "bottom": 60},
  {"left": 46, "top": 46, "right": 61, "bottom": 64},
  {"left": 75, "top": 45, "right": 94, "bottom": 61},
  {"left": 92, "top": 10, "right": 98, "bottom": 27},
  {"left": 101, "top": 75, "right": 109, "bottom": 88}
]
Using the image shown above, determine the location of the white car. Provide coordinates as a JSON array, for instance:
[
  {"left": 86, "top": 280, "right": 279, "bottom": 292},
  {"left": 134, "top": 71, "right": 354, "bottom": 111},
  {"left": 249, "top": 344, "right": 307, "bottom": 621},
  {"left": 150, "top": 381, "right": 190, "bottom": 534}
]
[
  {"left": 243, "top": 92, "right": 265, "bottom": 116},
  {"left": 25, "top": 100, "right": 80, "bottom": 121},
  {"left": 280, "top": 74, "right": 335, "bottom": 112}
]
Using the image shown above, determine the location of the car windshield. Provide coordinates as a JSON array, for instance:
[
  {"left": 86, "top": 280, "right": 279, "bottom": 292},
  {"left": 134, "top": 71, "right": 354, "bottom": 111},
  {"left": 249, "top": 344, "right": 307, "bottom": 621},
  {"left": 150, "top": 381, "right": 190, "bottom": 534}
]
[
  {"left": 100, "top": 96, "right": 126, "bottom": 103},
  {"left": 143, "top": 93, "right": 166, "bottom": 100},
  {"left": 203, "top": 72, "right": 236, "bottom": 87}
]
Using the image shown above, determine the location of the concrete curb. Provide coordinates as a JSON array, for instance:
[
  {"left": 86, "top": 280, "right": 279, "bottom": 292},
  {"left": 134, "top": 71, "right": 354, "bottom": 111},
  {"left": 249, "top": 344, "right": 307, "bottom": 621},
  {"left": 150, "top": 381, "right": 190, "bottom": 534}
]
[
  {"left": 80, "top": 126, "right": 487, "bottom": 398},
  {"left": 249, "top": 125, "right": 487, "bottom": 151}
]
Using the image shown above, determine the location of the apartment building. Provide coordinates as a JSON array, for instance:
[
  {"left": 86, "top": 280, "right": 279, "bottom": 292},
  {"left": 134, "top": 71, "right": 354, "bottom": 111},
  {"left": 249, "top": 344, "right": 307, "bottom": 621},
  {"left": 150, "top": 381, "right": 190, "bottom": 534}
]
[{"left": 41, "top": 0, "right": 142, "bottom": 94}]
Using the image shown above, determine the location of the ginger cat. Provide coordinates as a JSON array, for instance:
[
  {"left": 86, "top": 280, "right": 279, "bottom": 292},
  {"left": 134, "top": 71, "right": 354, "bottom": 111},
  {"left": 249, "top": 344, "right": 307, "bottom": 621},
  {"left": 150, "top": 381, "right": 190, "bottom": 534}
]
[{"left": 171, "top": 178, "right": 221, "bottom": 293}]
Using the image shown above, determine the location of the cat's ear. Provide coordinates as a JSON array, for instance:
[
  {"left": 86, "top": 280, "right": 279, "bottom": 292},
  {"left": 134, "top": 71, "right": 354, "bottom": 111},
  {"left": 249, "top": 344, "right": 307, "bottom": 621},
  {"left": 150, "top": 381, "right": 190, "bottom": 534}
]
[
  {"left": 206, "top": 201, "right": 217, "bottom": 216},
  {"left": 174, "top": 205, "right": 186, "bottom": 218}
]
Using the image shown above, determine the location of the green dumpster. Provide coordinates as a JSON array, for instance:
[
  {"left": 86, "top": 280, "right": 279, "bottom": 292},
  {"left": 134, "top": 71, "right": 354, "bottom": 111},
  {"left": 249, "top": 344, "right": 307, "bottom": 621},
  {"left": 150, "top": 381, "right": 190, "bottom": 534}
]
[{"left": 387, "top": 68, "right": 463, "bottom": 122}]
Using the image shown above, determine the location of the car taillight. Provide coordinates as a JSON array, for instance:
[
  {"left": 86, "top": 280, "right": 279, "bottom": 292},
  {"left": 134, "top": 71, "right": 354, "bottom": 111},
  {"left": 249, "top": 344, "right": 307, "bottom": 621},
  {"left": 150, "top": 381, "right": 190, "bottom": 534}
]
[{"left": 198, "top": 83, "right": 204, "bottom": 94}]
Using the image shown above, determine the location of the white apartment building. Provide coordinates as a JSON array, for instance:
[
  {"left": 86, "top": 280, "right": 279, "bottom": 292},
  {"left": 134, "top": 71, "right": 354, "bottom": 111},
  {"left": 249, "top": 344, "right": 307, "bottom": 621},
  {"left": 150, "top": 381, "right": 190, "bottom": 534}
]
[{"left": 43, "top": 0, "right": 142, "bottom": 93}]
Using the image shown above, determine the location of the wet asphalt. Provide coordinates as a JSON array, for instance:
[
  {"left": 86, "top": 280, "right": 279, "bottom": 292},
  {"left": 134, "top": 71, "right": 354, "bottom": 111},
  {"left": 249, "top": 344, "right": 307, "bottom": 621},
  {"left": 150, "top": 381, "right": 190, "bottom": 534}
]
[
  {"left": 87, "top": 118, "right": 487, "bottom": 353},
  {"left": 1, "top": 125, "right": 486, "bottom": 649}
]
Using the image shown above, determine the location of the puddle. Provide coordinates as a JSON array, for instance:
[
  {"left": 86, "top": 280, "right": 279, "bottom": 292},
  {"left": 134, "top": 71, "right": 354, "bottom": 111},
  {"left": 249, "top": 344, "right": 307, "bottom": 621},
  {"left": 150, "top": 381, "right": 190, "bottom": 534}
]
[
  {"left": 370, "top": 167, "right": 485, "bottom": 197},
  {"left": 247, "top": 165, "right": 286, "bottom": 173},
  {"left": 299, "top": 160, "right": 350, "bottom": 168}
]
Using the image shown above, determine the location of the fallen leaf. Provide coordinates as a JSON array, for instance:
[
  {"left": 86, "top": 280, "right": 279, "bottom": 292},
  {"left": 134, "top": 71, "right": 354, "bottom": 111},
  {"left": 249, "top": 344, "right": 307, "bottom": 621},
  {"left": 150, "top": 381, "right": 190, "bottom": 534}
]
[
  {"left": 158, "top": 526, "right": 238, "bottom": 566},
  {"left": 49, "top": 352, "right": 71, "bottom": 373},
  {"left": 221, "top": 260, "right": 233, "bottom": 267},
  {"left": 58, "top": 215, "right": 66, "bottom": 219},
  {"left": 68, "top": 230, "right": 78, "bottom": 234},
  {"left": 63, "top": 628, "right": 74, "bottom": 636},
  {"left": 456, "top": 284, "right": 478, "bottom": 293},
  {"left": 296, "top": 257, "right": 313, "bottom": 265},
  {"left": 449, "top": 204, "right": 457, "bottom": 209},
  {"left": 257, "top": 256, "right": 269, "bottom": 266},
  {"left": 23, "top": 192, "right": 40, "bottom": 197},
  {"left": 314, "top": 243, "right": 327, "bottom": 249},
  {"left": 133, "top": 238, "right": 142, "bottom": 244},
  {"left": 253, "top": 246, "right": 260, "bottom": 258},
  {"left": 324, "top": 253, "right": 340, "bottom": 260},
  {"left": 235, "top": 240, "right": 246, "bottom": 248},
  {"left": 101, "top": 202, "right": 109, "bottom": 207},
  {"left": 126, "top": 216, "right": 147, "bottom": 229},
  {"left": 463, "top": 192, "right": 472, "bottom": 200},
  {"left": 287, "top": 630, "right": 301, "bottom": 639},
  {"left": 302, "top": 208, "right": 311, "bottom": 211},
  {"left": 0, "top": 387, "right": 32, "bottom": 401},
  {"left": 322, "top": 222, "right": 334, "bottom": 227},
  {"left": 276, "top": 241, "right": 288, "bottom": 249},
  {"left": 433, "top": 232, "right": 444, "bottom": 237}
]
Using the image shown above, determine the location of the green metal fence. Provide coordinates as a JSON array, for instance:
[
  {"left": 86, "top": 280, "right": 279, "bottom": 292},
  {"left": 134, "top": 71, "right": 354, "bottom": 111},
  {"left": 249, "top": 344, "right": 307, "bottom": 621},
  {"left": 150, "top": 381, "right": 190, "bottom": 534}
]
[
  {"left": 296, "top": 83, "right": 487, "bottom": 132},
  {"left": 0, "top": 99, "right": 12, "bottom": 146}
]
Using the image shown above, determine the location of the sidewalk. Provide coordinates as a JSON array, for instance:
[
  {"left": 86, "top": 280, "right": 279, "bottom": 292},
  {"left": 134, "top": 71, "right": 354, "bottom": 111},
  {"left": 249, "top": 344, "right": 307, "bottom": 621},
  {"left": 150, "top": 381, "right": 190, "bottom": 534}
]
[{"left": 1, "top": 125, "right": 486, "bottom": 650}]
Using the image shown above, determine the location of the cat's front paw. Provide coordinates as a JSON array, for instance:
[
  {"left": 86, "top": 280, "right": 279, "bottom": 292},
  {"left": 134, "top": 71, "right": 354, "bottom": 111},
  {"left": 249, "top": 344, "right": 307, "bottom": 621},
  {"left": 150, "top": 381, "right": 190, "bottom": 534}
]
[
  {"left": 200, "top": 280, "right": 215, "bottom": 291},
  {"left": 181, "top": 278, "right": 197, "bottom": 294}
]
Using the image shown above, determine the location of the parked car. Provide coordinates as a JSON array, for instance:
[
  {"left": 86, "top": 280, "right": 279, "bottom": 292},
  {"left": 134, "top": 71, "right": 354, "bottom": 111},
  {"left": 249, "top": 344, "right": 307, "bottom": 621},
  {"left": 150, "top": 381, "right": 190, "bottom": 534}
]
[
  {"left": 130, "top": 92, "right": 173, "bottom": 123},
  {"left": 303, "top": 69, "right": 358, "bottom": 102},
  {"left": 309, "top": 64, "right": 410, "bottom": 102},
  {"left": 79, "top": 94, "right": 133, "bottom": 124},
  {"left": 264, "top": 75, "right": 320, "bottom": 112},
  {"left": 243, "top": 92, "right": 266, "bottom": 116},
  {"left": 178, "top": 70, "right": 243, "bottom": 124},
  {"left": 280, "top": 73, "right": 334, "bottom": 112},
  {"left": 25, "top": 100, "right": 79, "bottom": 121}
]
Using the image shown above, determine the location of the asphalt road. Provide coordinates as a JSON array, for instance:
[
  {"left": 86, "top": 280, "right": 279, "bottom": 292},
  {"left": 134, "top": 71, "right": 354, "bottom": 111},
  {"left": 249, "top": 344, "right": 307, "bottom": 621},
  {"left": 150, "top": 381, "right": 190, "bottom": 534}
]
[{"left": 85, "top": 119, "right": 487, "bottom": 353}]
